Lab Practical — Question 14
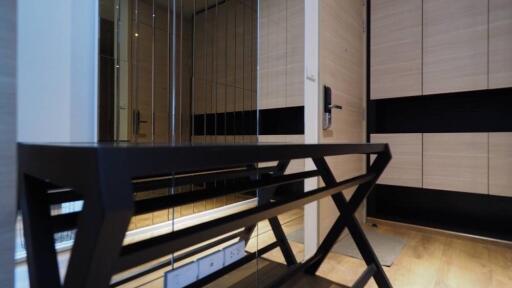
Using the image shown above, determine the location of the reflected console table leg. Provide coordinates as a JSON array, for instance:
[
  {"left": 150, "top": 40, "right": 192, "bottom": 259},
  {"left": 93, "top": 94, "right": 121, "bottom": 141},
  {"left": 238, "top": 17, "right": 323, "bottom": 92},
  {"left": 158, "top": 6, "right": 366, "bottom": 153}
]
[{"left": 240, "top": 160, "right": 298, "bottom": 266}]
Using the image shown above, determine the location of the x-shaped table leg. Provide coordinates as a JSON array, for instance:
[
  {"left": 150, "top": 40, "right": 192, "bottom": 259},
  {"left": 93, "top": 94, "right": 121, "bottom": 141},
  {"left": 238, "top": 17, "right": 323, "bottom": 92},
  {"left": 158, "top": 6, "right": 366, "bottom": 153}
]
[
  {"left": 240, "top": 160, "right": 298, "bottom": 266},
  {"left": 305, "top": 155, "right": 392, "bottom": 288}
]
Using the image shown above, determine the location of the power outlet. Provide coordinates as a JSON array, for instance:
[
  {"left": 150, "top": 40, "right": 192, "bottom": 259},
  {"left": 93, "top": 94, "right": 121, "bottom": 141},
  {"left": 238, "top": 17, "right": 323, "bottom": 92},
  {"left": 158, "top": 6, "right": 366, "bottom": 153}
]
[
  {"left": 164, "top": 261, "right": 198, "bottom": 288},
  {"left": 197, "top": 250, "right": 224, "bottom": 278},
  {"left": 223, "top": 240, "right": 246, "bottom": 266}
]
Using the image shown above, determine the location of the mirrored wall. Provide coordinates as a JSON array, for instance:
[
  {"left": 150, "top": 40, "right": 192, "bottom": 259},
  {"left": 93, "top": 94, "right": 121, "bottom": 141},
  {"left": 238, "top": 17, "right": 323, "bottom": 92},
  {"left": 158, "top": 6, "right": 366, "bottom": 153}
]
[
  {"left": 99, "top": 0, "right": 261, "bottom": 232},
  {"left": 99, "top": 0, "right": 258, "bottom": 144},
  {"left": 96, "top": 0, "right": 307, "bottom": 286}
]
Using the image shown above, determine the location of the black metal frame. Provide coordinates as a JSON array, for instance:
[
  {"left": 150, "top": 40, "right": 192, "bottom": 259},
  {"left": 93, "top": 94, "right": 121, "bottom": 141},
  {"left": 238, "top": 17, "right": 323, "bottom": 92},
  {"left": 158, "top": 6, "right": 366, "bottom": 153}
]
[{"left": 18, "top": 143, "right": 392, "bottom": 288}]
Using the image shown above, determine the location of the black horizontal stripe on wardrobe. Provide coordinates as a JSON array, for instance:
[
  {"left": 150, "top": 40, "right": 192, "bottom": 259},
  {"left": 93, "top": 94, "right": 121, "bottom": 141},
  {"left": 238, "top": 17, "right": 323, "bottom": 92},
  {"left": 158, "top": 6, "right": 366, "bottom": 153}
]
[
  {"left": 368, "top": 87, "right": 512, "bottom": 134},
  {"left": 193, "top": 106, "right": 304, "bottom": 136},
  {"left": 367, "top": 184, "right": 512, "bottom": 241}
]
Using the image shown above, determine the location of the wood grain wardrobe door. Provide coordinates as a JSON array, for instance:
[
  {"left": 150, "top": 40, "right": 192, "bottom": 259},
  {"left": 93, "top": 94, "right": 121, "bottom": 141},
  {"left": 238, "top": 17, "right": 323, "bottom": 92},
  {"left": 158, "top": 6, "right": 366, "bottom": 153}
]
[
  {"left": 489, "top": 133, "right": 512, "bottom": 197},
  {"left": 423, "top": 133, "right": 488, "bottom": 194},
  {"left": 423, "top": 0, "right": 488, "bottom": 94},
  {"left": 370, "top": 0, "right": 422, "bottom": 99},
  {"left": 489, "top": 0, "right": 512, "bottom": 88},
  {"left": 371, "top": 134, "right": 422, "bottom": 187}
]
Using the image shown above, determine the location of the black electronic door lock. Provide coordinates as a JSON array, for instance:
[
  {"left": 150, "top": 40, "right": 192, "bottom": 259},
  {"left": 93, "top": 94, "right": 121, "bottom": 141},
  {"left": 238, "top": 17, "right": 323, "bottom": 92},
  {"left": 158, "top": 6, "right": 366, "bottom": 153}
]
[{"left": 323, "top": 85, "right": 342, "bottom": 130}]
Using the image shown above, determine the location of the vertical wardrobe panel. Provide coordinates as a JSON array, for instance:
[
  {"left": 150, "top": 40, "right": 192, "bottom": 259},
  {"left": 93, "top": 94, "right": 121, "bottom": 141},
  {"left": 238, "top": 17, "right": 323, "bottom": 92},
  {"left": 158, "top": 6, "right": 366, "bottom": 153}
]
[
  {"left": 370, "top": 0, "right": 422, "bottom": 99},
  {"left": 423, "top": 133, "right": 488, "bottom": 194},
  {"left": 423, "top": 0, "right": 488, "bottom": 94},
  {"left": 371, "top": 134, "right": 422, "bottom": 187},
  {"left": 489, "top": 0, "right": 512, "bottom": 88},
  {"left": 489, "top": 133, "right": 512, "bottom": 197}
]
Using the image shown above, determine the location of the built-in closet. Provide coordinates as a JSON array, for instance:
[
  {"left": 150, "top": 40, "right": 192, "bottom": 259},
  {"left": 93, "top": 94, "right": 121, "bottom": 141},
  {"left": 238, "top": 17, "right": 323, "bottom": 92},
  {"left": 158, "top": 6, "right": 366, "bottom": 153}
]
[{"left": 368, "top": 0, "right": 512, "bottom": 241}]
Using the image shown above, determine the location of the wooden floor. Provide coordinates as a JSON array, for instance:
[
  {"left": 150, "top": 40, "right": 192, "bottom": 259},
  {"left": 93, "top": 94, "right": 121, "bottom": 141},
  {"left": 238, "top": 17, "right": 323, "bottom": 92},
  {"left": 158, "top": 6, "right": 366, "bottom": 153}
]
[
  {"left": 204, "top": 259, "right": 347, "bottom": 288},
  {"left": 312, "top": 222, "right": 512, "bottom": 288},
  {"left": 115, "top": 211, "right": 512, "bottom": 288},
  {"left": 15, "top": 210, "right": 512, "bottom": 287}
]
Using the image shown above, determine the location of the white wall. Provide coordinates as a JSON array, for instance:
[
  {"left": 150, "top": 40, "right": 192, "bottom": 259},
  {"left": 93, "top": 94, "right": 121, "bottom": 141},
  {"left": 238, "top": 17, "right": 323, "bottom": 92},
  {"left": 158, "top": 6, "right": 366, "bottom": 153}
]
[
  {"left": 0, "top": 0, "right": 17, "bottom": 286},
  {"left": 16, "top": 1, "right": 98, "bottom": 284},
  {"left": 303, "top": 0, "right": 320, "bottom": 260},
  {"left": 17, "top": 0, "right": 99, "bottom": 142}
]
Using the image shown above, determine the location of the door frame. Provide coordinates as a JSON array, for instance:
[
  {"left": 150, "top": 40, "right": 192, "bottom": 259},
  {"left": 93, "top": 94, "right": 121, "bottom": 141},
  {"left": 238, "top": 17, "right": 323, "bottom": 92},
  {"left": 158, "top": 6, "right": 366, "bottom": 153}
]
[{"left": 303, "top": 0, "right": 320, "bottom": 260}]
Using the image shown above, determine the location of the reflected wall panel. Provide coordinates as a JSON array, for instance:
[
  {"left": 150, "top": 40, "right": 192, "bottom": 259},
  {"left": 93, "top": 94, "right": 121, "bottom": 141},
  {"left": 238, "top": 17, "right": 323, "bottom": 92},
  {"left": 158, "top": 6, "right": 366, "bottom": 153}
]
[
  {"left": 193, "top": 0, "right": 257, "bottom": 143},
  {"left": 258, "top": 0, "right": 304, "bottom": 110}
]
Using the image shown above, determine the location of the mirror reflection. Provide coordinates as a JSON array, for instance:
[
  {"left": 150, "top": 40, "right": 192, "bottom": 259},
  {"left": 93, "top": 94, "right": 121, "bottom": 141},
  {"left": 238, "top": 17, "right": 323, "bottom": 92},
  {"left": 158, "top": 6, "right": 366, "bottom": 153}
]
[{"left": 99, "top": 0, "right": 258, "bottom": 145}]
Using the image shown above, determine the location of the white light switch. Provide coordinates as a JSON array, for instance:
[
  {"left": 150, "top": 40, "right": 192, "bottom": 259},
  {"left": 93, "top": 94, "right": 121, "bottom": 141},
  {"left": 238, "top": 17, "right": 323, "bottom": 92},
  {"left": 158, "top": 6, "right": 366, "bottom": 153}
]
[
  {"left": 223, "top": 240, "right": 246, "bottom": 266},
  {"left": 197, "top": 250, "right": 224, "bottom": 278},
  {"left": 164, "top": 261, "right": 198, "bottom": 288},
  {"left": 306, "top": 66, "right": 317, "bottom": 82}
]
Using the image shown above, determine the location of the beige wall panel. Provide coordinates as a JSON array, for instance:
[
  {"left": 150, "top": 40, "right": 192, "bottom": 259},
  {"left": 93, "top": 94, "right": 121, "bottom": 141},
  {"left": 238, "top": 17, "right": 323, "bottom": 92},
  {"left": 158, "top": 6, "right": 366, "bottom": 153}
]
[
  {"left": 243, "top": 1, "right": 255, "bottom": 94},
  {"left": 258, "top": 0, "right": 286, "bottom": 110},
  {"left": 423, "top": 0, "right": 488, "bottom": 94},
  {"left": 423, "top": 133, "right": 488, "bottom": 194},
  {"left": 235, "top": 1, "right": 245, "bottom": 88},
  {"left": 154, "top": 113, "right": 169, "bottom": 142},
  {"left": 177, "top": 18, "right": 193, "bottom": 143},
  {"left": 137, "top": 0, "right": 154, "bottom": 26},
  {"left": 179, "top": 19, "right": 193, "bottom": 143},
  {"left": 133, "top": 21, "right": 170, "bottom": 142},
  {"left": 489, "top": 0, "right": 512, "bottom": 88},
  {"left": 258, "top": 0, "right": 304, "bottom": 110},
  {"left": 216, "top": 6, "right": 228, "bottom": 84},
  {"left": 371, "top": 134, "right": 422, "bottom": 187},
  {"left": 371, "top": 0, "right": 422, "bottom": 99},
  {"left": 193, "top": 0, "right": 257, "bottom": 130},
  {"left": 193, "top": 11, "right": 206, "bottom": 115},
  {"left": 489, "top": 133, "right": 512, "bottom": 197},
  {"left": 225, "top": 1, "right": 237, "bottom": 87},
  {"left": 319, "top": 0, "right": 365, "bottom": 241},
  {"left": 132, "top": 21, "right": 154, "bottom": 142},
  {"left": 285, "top": 0, "right": 305, "bottom": 107}
]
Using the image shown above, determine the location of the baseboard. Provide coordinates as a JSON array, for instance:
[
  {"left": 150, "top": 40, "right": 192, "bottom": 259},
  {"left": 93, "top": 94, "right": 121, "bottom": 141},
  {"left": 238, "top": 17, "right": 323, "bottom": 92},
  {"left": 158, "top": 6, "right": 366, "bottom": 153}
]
[
  {"left": 367, "top": 217, "right": 512, "bottom": 248},
  {"left": 367, "top": 184, "right": 512, "bottom": 242}
]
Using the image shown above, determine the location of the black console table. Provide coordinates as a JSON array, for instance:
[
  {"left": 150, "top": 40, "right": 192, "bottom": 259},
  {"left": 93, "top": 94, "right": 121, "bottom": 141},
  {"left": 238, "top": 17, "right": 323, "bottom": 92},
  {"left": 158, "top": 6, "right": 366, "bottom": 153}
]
[{"left": 18, "top": 143, "right": 392, "bottom": 288}]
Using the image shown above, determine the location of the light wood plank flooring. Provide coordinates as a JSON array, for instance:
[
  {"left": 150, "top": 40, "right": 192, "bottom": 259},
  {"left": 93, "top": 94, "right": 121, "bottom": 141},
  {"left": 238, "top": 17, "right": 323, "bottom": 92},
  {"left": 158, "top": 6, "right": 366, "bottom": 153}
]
[{"left": 15, "top": 210, "right": 512, "bottom": 287}]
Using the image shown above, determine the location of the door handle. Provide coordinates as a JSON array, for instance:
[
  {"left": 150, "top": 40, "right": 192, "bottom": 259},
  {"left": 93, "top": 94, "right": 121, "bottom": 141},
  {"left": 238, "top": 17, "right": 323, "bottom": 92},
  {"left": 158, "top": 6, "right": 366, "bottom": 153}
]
[
  {"left": 133, "top": 110, "right": 148, "bottom": 135},
  {"left": 323, "top": 85, "right": 342, "bottom": 130}
]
